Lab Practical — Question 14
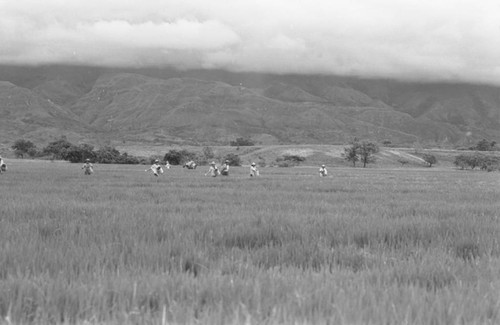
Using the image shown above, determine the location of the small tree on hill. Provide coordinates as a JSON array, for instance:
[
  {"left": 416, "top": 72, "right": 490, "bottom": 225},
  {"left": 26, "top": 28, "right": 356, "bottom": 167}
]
[
  {"left": 358, "top": 141, "right": 379, "bottom": 168},
  {"left": 343, "top": 143, "right": 359, "bottom": 167},
  {"left": 454, "top": 154, "right": 469, "bottom": 170},
  {"left": 454, "top": 153, "right": 499, "bottom": 171},
  {"left": 474, "top": 139, "right": 496, "bottom": 151},
  {"left": 422, "top": 153, "right": 437, "bottom": 167}
]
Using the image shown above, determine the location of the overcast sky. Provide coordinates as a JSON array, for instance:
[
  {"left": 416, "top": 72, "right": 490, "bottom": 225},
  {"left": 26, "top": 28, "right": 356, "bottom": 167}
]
[{"left": 1, "top": 0, "right": 500, "bottom": 84}]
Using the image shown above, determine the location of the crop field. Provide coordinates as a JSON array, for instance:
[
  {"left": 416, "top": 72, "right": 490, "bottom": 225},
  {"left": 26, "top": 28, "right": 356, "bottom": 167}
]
[{"left": 0, "top": 159, "right": 499, "bottom": 324}]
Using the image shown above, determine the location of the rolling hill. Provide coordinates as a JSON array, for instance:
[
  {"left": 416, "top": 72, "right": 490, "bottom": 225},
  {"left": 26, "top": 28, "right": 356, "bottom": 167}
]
[{"left": 0, "top": 65, "right": 499, "bottom": 149}]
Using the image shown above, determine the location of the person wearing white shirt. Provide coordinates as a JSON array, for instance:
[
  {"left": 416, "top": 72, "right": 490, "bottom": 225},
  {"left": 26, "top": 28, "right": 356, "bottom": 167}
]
[
  {"left": 82, "top": 159, "right": 94, "bottom": 175},
  {"left": 319, "top": 164, "right": 328, "bottom": 177},
  {"left": 205, "top": 161, "right": 220, "bottom": 177},
  {"left": 146, "top": 159, "right": 163, "bottom": 176},
  {"left": 250, "top": 162, "right": 259, "bottom": 177}
]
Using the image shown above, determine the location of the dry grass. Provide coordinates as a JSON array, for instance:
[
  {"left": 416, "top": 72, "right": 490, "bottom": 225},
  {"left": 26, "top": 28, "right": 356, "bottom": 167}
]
[{"left": 0, "top": 159, "right": 499, "bottom": 324}]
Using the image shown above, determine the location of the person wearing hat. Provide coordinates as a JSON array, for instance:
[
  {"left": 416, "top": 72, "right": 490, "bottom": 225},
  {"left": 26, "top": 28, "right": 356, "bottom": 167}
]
[
  {"left": 82, "top": 158, "right": 94, "bottom": 175},
  {"left": 146, "top": 159, "right": 163, "bottom": 176},
  {"left": 249, "top": 162, "right": 259, "bottom": 177},
  {"left": 220, "top": 160, "right": 230, "bottom": 176},
  {"left": 319, "top": 164, "right": 328, "bottom": 177},
  {"left": 0, "top": 156, "right": 6, "bottom": 174},
  {"left": 205, "top": 161, "right": 220, "bottom": 177}
]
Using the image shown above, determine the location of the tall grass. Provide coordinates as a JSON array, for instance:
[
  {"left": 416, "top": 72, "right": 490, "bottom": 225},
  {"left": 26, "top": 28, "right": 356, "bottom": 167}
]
[{"left": 0, "top": 160, "right": 499, "bottom": 324}]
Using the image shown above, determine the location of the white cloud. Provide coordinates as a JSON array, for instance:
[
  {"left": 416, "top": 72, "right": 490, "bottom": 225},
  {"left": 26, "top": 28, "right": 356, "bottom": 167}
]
[{"left": 1, "top": 0, "right": 500, "bottom": 84}]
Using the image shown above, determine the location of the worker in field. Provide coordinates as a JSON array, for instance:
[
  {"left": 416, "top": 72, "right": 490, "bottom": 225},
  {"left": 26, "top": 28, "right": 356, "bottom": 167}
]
[
  {"left": 0, "top": 156, "right": 6, "bottom": 174},
  {"left": 220, "top": 160, "right": 230, "bottom": 176},
  {"left": 205, "top": 161, "right": 220, "bottom": 177},
  {"left": 250, "top": 162, "right": 259, "bottom": 177},
  {"left": 319, "top": 164, "right": 328, "bottom": 177},
  {"left": 183, "top": 160, "right": 197, "bottom": 169},
  {"left": 165, "top": 160, "right": 171, "bottom": 169},
  {"left": 146, "top": 159, "right": 163, "bottom": 176},
  {"left": 82, "top": 158, "right": 94, "bottom": 175}
]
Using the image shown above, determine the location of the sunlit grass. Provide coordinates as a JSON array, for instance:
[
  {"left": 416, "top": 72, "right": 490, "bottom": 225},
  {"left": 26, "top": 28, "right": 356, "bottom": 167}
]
[{"left": 0, "top": 160, "right": 499, "bottom": 324}]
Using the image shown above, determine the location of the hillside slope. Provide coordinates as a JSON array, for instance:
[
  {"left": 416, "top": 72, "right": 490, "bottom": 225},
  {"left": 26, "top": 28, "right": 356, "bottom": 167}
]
[
  {"left": 0, "top": 81, "right": 92, "bottom": 143},
  {"left": 0, "top": 65, "right": 499, "bottom": 147}
]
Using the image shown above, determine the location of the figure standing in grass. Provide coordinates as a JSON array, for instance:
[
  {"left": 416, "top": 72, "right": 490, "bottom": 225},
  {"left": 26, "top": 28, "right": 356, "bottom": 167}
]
[
  {"left": 165, "top": 160, "right": 171, "bottom": 169},
  {"left": 220, "top": 160, "right": 230, "bottom": 176},
  {"left": 205, "top": 161, "right": 220, "bottom": 177},
  {"left": 250, "top": 162, "right": 259, "bottom": 177},
  {"left": 146, "top": 159, "right": 163, "bottom": 177},
  {"left": 0, "top": 156, "right": 6, "bottom": 174},
  {"left": 319, "top": 164, "right": 328, "bottom": 177},
  {"left": 82, "top": 159, "right": 94, "bottom": 175}
]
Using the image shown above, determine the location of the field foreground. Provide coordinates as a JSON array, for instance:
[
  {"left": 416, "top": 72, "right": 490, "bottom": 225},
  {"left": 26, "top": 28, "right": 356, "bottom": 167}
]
[{"left": 0, "top": 160, "right": 499, "bottom": 324}]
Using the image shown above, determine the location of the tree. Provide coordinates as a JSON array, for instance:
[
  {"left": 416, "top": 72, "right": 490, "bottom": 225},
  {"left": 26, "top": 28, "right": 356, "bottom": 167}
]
[
  {"left": 454, "top": 154, "right": 469, "bottom": 170},
  {"left": 43, "top": 137, "right": 73, "bottom": 159},
  {"left": 64, "top": 144, "right": 96, "bottom": 163},
  {"left": 358, "top": 141, "right": 379, "bottom": 168},
  {"left": 474, "top": 139, "right": 496, "bottom": 151},
  {"left": 12, "top": 139, "right": 37, "bottom": 158},
  {"left": 343, "top": 143, "right": 359, "bottom": 167},
  {"left": 480, "top": 156, "right": 500, "bottom": 171},
  {"left": 95, "top": 146, "right": 121, "bottom": 163},
  {"left": 163, "top": 149, "right": 197, "bottom": 165},
  {"left": 422, "top": 154, "right": 437, "bottom": 167},
  {"left": 454, "top": 153, "right": 499, "bottom": 171}
]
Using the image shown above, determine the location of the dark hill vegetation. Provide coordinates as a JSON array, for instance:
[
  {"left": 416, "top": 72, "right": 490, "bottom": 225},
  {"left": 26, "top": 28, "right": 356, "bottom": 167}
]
[{"left": 0, "top": 65, "right": 499, "bottom": 149}]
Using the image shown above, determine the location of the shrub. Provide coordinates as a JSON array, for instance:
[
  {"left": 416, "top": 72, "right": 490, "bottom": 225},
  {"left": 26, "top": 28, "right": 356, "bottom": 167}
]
[
  {"left": 163, "top": 149, "right": 197, "bottom": 165},
  {"left": 274, "top": 155, "right": 306, "bottom": 167},
  {"left": 230, "top": 137, "right": 255, "bottom": 146},
  {"left": 12, "top": 139, "right": 38, "bottom": 158},
  {"left": 473, "top": 139, "right": 496, "bottom": 151},
  {"left": 397, "top": 158, "right": 409, "bottom": 166},
  {"left": 42, "top": 137, "right": 73, "bottom": 159},
  {"left": 422, "top": 154, "right": 437, "bottom": 167},
  {"left": 223, "top": 153, "right": 242, "bottom": 166},
  {"left": 454, "top": 153, "right": 500, "bottom": 171}
]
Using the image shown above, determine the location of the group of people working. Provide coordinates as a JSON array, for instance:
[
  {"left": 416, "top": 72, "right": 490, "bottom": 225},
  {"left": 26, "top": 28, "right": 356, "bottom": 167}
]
[
  {"left": 0, "top": 156, "right": 328, "bottom": 177},
  {"left": 204, "top": 160, "right": 259, "bottom": 177},
  {"left": 143, "top": 159, "right": 259, "bottom": 178}
]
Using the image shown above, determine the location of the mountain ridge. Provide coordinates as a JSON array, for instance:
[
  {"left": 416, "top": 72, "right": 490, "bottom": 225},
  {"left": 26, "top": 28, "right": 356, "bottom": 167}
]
[{"left": 0, "top": 65, "right": 498, "bottom": 148}]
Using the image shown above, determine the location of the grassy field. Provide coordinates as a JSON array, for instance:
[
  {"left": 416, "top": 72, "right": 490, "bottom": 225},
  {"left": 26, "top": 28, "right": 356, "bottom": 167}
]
[{"left": 0, "top": 159, "right": 499, "bottom": 324}]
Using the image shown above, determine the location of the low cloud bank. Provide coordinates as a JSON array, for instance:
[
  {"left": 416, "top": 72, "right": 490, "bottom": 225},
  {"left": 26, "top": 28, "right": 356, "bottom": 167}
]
[{"left": 1, "top": 0, "right": 499, "bottom": 84}]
